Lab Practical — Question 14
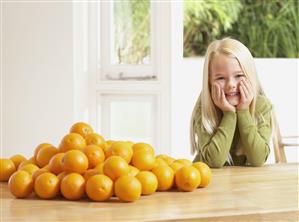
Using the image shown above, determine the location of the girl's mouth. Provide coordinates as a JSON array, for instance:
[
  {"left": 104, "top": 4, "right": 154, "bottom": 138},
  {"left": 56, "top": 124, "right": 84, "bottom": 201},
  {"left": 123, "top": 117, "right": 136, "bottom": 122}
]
[{"left": 225, "top": 92, "right": 240, "bottom": 97}]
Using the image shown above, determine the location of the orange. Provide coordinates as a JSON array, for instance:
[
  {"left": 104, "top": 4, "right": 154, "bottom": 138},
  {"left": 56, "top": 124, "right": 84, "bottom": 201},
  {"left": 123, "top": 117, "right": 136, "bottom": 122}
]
[
  {"left": 102, "top": 142, "right": 110, "bottom": 156},
  {"left": 8, "top": 170, "right": 33, "bottom": 198},
  {"left": 103, "top": 156, "right": 129, "bottom": 181},
  {"left": 104, "top": 146, "right": 113, "bottom": 159},
  {"left": 32, "top": 168, "right": 49, "bottom": 181},
  {"left": 18, "top": 163, "right": 40, "bottom": 176},
  {"left": 125, "top": 141, "right": 134, "bottom": 153},
  {"left": 57, "top": 172, "right": 68, "bottom": 183},
  {"left": 131, "top": 151, "right": 156, "bottom": 171},
  {"left": 28, "top": 156, "right": 37, "bottom": 163},
  {"left": 83, "top": 145, "right": 105, "bottom": 168},
  {"left": 70, "top": 122, "right": 94, "bottom": 138},
  {"left": 173, "top": 159, "right": 192, "bottom": 166},
  {"left": 85, "top": 133, "right": 106, "bottom": 149},
  {"left": 126, "top": 141, "right": 134, "bottom": 146},
  {"left": 156, "top": 154, "right": 169, "bottom": 159},
  {"left": 154, "top": 158, "right": 168, "bottom": 168},
  {"left": 83, "top": 169, "right": 102, "bottom": 181},
  {"left": 58, "top": 133, "right": 86, "bottom": 152},
  {"left": 0, "top": 159, "right": 16, "bottom": 181},
  {"left": 42, "top": 164, "right": 50, "bottom": 171},
  {"left": 85, "top": 174, "right": 114, "bottom": 201},
  {"left": 132, "top": 143, "right": 155, "bottom": 155},
  {"left": 33, "top": 143, "right": 53, "bottom": 161},
  {"left": 128, "top": 165, "right": 139, "bottom": 177},
  {"left": 136, "top": 171, "right": 158, "bottom": 195},
  {"left": 151, "top": 165, "right": 174, "bottom": 191},
  {"left": 94, "top": 162, "right": 104, "bottom": 174},
  {"left": 10, "top": 154, "right": 26, "bottom": 169},
  {"left": 18, "top": 158, "right": 36, "bottom": 170},
  {"left": 36, "top": 145, "right": 59, "bottom": 168},
  {"left": 169, "top": 162, "right": 184, "bottom": 188},
  {"left": 169, "top": 161, "right": 184, "bottom": 174},
  {"left": 156, "top": 154, "right": 175, "bottom": 165},
  {"left": 48, "top": 153, "right": 65, "bottom": 175},
  {"left": 175, "top": 166, "right": 201, "bottom": 192},
  {"left": 109, "top": 141, "right": 133, "bottom": 163},
  {"left": 105, "top": 140, "right": 115, "bottom": 148},
  {"left": 61, "top": 150, "right": 88, "bottom": 174},
  {"left": 34, "top": 172, "right": 59, "bottom": 199},
  {"left": 60, "top": 173, "right": 85, "bottom": 200},
  {"left": 114, "top": 175, "right": 142, "bottom": 202},
  {"left": 104, "top": 140, "right": 114, "bottom": 155},
  {"left": 192, "top": 162, "right": 212, "bottom": 188}
]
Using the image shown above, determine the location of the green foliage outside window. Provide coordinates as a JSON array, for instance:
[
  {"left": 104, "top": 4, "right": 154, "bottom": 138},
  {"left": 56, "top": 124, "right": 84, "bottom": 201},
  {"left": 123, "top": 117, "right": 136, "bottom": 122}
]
[
  {"left": 114, "top": 0, "right": 150, "bottom": 64},
  {"left": 184, "top": 0, "right": 299, "bottom": 58}
]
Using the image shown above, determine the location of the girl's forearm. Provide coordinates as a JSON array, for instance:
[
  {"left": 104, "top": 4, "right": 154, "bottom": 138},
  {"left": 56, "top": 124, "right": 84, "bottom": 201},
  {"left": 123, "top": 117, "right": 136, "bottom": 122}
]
[
  {"left": 197, "top": 111, "right": 237, "bottom": 168},
  {"left": 237, "top": 109, "right": 272, "bottom": 166}
]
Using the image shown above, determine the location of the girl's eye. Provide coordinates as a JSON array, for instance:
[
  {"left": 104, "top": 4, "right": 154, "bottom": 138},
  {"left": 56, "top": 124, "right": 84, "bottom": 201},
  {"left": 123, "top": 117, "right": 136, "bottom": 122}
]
[
  {"left": 236, "top": 74, "right": 245, "bottom": 78},
  {"left": 216, "top": 77, "right": 224, "bottom": 80}
]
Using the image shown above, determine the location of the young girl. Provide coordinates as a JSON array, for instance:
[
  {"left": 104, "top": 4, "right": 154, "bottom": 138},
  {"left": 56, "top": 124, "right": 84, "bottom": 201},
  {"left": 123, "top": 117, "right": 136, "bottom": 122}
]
[{"left": 190, "top": 38, "right": 273, "bottom": 168}]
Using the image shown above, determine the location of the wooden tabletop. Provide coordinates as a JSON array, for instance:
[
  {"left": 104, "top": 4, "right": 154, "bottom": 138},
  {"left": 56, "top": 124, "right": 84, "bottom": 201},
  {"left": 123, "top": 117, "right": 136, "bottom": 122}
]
[{"left": 1, "top": 163, "right": 298, "bottom": 221}]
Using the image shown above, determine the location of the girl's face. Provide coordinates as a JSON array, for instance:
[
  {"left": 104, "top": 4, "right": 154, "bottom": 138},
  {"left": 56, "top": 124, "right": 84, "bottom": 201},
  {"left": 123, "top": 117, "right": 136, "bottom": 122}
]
[{"left": 209, "top": 53, "right": 246, "bottom": 106}]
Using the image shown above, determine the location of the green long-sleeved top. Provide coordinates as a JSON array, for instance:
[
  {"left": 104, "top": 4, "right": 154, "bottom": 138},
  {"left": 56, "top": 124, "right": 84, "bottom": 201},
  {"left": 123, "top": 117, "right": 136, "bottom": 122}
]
[{"left": 193, "top": 95, "right": 272, "bottom": 168}]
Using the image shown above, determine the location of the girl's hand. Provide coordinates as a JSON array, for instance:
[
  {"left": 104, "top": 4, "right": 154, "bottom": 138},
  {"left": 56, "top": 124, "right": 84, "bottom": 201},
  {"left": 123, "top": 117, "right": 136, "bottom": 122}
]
[
  {"left": 237, "top": 79, "right": 254, "bottom": 110},
  {"left": 211, "top": 83, "right": 236, "bottom": 112}
]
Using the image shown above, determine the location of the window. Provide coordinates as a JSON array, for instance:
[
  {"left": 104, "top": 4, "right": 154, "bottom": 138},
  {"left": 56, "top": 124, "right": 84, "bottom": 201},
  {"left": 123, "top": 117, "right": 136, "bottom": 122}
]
[
  {"left": 99, "top": 0, "right": 157, "bottom": 81},
  {"left": 112, "top": 1, "right": 151, "bottom": 65},
  {"left": 80, "top": 0, "right": 172, "bottom": 154},
  {"left": 183, "top": 0, "right": 298, "bottom": 58}
]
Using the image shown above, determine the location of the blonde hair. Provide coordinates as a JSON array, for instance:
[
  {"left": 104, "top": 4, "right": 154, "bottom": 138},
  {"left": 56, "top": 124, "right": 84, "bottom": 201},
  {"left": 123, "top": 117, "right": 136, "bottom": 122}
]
[{"left": 190, "top": 38, "right": 273, "bottom": 155}]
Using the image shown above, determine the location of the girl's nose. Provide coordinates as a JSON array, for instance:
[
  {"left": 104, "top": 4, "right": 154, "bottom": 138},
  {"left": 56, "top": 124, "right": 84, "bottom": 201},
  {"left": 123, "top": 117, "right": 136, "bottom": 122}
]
[{"left": 227, "top": 79, "right": 237, "bottom": 90}]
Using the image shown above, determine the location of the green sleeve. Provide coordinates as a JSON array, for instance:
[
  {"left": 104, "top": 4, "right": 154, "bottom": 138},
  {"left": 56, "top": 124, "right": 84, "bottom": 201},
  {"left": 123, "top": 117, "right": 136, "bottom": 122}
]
[
  {"left": 237, "top": 97, "right": 272, "bottom": 167},
  {"left": 194, "top": 111, "right": 237, "bottom": 168}
]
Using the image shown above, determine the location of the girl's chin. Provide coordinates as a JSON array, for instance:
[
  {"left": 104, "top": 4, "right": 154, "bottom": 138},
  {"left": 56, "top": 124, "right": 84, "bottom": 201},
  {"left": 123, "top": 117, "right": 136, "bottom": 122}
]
[
  {"left": 228, "top": 102, "right": 238, "bottom": 107},
  {"left": 226, "top": 98, "right": 240, "bottom": 106}
]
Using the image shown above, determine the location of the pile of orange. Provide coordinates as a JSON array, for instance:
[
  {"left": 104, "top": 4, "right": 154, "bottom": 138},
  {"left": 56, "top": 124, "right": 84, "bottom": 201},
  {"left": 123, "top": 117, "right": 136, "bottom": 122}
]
[{"left": 0, "top": 122, "right": 212, "bottom": 202}]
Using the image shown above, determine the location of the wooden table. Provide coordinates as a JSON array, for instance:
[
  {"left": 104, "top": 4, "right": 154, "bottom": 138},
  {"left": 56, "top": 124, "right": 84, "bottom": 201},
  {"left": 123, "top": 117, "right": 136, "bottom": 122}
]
[{"left": 1, "top": 163, "right": 298, "bottom": 221}]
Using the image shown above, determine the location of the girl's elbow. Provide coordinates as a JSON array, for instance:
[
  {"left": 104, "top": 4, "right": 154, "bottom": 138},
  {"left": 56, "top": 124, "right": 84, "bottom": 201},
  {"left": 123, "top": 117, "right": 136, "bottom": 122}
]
[
  {"left": 201, "top": 149, "right": 229, "bottom": 168},
  {"left": 206, "top": 157, "right": 227, "bottom": 168},
  {"left": 248, "top": 148, "right": 269, "bottom": 167},
  {"left": 209, "top": 162, "right": 225, "bottom": 168},
  {"left": 248, "top": 155, "right": 267, "bottom": 167},
  {"left": 250, "top": 160, "right": 265, "bottom": 167}
]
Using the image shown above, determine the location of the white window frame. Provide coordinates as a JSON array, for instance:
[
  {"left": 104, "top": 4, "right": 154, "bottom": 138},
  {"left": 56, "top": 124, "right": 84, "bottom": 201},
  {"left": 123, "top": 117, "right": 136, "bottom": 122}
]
[
  {"left": 73, "top": 1, "right": 172, "bottom": 154},
  {"left": 98, "top": 1, "right": 158, "bottom": 82}
]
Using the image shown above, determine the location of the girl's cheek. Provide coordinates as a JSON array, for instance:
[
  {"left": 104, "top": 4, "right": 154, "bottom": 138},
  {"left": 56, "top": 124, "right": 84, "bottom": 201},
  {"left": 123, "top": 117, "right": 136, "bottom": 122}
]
[
  {"left": 237, "top": 80, "right": 242, "bottom": 89},
  {"left": 237, "top": 77, "right": 245, "bottom": 86},
  {"left": 217, "top": 81, "right": 225, "bottom": 89}
]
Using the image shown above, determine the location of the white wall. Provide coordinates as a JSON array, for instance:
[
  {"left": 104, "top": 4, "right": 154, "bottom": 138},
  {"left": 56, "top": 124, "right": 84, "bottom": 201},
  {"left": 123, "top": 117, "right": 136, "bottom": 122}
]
[{"left": 2, "top": 2, "right": 75, "bottom": 158}]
